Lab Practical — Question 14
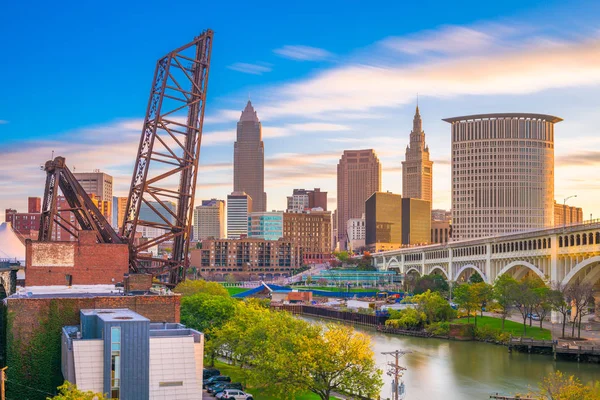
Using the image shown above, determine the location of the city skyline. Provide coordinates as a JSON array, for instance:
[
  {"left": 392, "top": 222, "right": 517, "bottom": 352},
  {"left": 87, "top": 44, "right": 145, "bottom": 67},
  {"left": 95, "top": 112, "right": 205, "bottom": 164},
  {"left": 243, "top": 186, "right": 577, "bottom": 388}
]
[{"left": 2, "top": 0, "right": 600, "bottom": 220}]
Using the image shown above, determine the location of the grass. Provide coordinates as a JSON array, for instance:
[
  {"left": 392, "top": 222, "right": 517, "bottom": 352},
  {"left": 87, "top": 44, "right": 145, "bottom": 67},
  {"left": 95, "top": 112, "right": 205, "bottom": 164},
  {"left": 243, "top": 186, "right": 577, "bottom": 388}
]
[
  {"left": 210, "top": 360, "right": 340, "bottom": 400},
  {"left": 452, "top": 315, "right": 552, "bottom": 340},
  {"left": 224, "top": 287, "right": 250, "bottom": 296}
]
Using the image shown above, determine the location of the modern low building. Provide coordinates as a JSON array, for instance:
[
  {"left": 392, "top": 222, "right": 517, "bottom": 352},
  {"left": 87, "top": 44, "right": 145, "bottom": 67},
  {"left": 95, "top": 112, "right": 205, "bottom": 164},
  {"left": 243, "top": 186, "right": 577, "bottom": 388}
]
[
  {"left": 193, "top": 199, "right": 226, "bottom": 240},
  {"left": 248, "top": 211, "right": 284, "bottom": 241},
  {"left": 61, "top": 309, "right": 203, "bottom": 400},
  {"left": 365, "top": 192, "right": 403, "bottom": 252},
  {"left": 553, "top": 200, "right": 583, "bottom": 227},
  {"left": 191, "top": 238, "right": 298, "bottom": 280},
  {"left": 402, "top": 198, "right": 431, "bottom": 245},
  {"left": 227, "top": 192, "right": 252, "bottom": 239}
]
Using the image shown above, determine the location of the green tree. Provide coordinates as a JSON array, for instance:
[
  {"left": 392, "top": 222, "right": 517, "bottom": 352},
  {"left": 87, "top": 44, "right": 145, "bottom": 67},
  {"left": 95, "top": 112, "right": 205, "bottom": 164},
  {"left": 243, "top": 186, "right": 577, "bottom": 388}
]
[
  {"left": 550, "top": 282, "right": 571, "bottom": 338},
  {"left": 180, "top": 292, "right": 237, "bottom": 333},
  {"left": 453, "top": 284, "right": 478, "bottom": 325},
  {"left": 532, "top": 286, "right": 555, "bottom": 330},
  {"left": 413, "top": 274, "right": 450, "bottom": 296},
  {"left": 173, "top": 279, "right": 229, "bottom": 297},
  {"left": 385, "top": 308, "right": 427, "bottom": 329},
  {"left": 511, "top": 277, "right": 544, "bottom": 336},
  {"left": 471, "top": 282, "right": 493, "bottom": 317},
  {"left": 530, "top": 371, "right": 600, "bottom": 400},
  {"left": 48, "top": 381, "right": 107, "bottom": 400},
  {"left": 409, "top": 290, "right": 456, "bottom": 324},
  {"left": 468, "top": 272, "right": 484, "bottom": 283},
  {"left": 493, "top": 274, "right": 518, "bottom": 329},
  {"left": 333, "top": 251, "right": 350, "bottom": 263}
]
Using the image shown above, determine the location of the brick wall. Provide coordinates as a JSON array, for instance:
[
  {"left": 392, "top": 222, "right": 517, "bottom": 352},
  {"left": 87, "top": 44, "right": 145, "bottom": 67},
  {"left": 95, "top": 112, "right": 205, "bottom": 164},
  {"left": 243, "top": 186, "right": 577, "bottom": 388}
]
[
  {"left": 6, "top": 294, "right": 181, "bottom": 345},
  {"left": 25, "top": 231, "right": 129, "bottom": 286}
]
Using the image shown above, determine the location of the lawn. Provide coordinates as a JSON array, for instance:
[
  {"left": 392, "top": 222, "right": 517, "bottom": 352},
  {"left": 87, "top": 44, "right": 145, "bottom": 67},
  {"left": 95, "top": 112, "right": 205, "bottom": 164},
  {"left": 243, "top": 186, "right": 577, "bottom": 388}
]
[
  {"left": 224, "top": 287, "right": 251, "bottom": 296},
  {"left": 452, "top": 315, "right": 552, "bottom": 340},
  {"left": 210, "top": 360, "right": 340, "bottom": 400}
]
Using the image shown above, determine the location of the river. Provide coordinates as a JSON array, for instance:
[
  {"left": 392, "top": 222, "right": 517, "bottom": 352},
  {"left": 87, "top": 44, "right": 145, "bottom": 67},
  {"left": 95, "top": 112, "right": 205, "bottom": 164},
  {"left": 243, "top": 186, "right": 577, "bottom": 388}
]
[{"left": 302, "top": 317, "right": 599, "bottom": 399}]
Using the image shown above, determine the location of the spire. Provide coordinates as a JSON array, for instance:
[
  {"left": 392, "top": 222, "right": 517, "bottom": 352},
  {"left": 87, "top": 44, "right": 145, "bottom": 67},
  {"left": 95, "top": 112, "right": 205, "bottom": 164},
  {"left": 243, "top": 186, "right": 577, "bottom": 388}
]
[
  {"left": 412, "top": 103, "right": 422, "bottom": 135},
  {"left": 240, "top": 100, "right": 260, "bottom": 122}
]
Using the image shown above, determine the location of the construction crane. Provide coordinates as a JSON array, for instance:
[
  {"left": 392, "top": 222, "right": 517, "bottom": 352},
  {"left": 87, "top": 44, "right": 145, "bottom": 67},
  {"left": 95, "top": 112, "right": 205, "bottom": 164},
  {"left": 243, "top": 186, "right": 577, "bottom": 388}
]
[{"left": 38, "top": 30, "right": 214, "bottom": 286}]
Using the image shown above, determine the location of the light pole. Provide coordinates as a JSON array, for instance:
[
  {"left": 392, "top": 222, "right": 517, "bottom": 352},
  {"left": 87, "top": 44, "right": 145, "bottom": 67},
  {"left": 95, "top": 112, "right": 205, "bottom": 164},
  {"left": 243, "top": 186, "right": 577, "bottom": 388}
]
[{"left": 563, "top": 195, "right": 577, "bottom": 228}]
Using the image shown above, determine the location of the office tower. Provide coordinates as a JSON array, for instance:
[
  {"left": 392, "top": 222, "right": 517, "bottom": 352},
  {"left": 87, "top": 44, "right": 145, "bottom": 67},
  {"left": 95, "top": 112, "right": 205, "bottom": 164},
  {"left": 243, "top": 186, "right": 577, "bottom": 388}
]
[
  {"left": 233, "top": 101, "right": 266, "bottom": 212},
  {"left": 286, "top": 188, "right": 328, "bottom": 212},
  {"left": 365, "top": 192, "right": 403, "bottom": 252},
  {"left": 73, "top": 171, "right": 113, "bottom": 222},
  {"left": 402, "top": 106, "right": 433, "bottom": 204},
  {"left": 248, "top": 211, "right": 284, "bottom": 241},
  {"left": 193, "top": 199, "right": 226, "bottom": 240},
  {"left": 553, "top": 200, "right": 583, "bottom": 226},
  {"left": 402, "top": 198, "right": 431, "bottom": 245},
  {"left": 227, "top": 192, "right": 252, "bottom": 239},
  {"left": 283, "top": 210, "right": 332, "bottom": 264},
  {"left": 137, "top": 201, "right": 176, "bottom": 239},
  {"left": 115, "top": 197, "right": 128, "bottom": 231},
  {"left": 337, "top": 149, "right": 381, "bottom": 250},
  {"left": 444, "top": 113, "right": 561, "bottom": 240},
  {"left": 346, "top": 214, "right": 366, "bottom": 252}
]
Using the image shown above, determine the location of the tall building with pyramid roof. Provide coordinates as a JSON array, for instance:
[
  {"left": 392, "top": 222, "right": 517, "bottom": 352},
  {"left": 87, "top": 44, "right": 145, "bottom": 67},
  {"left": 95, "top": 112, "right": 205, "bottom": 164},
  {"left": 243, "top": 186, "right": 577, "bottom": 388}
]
[
  {"left": 402, "top": 105, "right": 433, "bottom": 205},
  {"left": 233, "top": 101, "right": 266, "bottom": 212}
]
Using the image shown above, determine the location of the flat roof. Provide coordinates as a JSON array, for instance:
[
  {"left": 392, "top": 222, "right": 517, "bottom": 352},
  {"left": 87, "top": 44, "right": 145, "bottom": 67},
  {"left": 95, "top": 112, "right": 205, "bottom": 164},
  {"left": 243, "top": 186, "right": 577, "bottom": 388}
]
[
  {"left": 442, "top": 113, "right": 563, "bottom": 124},
  {"left": 81, "top": 308, "right": 149, "bottom": 323},
  {"left": 7, "top": 284, "right": 174, "bottom": 299}
]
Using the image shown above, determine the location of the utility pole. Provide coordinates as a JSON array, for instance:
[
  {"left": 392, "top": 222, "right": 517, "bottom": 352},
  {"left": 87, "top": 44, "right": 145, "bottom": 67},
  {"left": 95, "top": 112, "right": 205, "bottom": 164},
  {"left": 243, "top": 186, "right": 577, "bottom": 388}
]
[
  {"left": 1, "top": 366, "right": 7, "bottom": 400},
  {"left": 382, "top": 349, "right": 411, "bottom": 400}
]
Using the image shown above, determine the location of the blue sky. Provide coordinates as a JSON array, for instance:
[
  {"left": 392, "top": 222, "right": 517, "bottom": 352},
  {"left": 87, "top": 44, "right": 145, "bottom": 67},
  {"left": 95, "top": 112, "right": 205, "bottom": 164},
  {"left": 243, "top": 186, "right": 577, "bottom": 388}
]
[{"left": 2, "top": 0, "right": 600, "bottom": 220}]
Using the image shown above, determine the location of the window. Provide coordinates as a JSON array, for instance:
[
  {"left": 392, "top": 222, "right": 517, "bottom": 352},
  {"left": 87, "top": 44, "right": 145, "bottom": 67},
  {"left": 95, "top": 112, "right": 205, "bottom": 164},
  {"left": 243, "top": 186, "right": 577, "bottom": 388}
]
[{"left": 111, "top": 327, "right": 121, "bottom": 399}]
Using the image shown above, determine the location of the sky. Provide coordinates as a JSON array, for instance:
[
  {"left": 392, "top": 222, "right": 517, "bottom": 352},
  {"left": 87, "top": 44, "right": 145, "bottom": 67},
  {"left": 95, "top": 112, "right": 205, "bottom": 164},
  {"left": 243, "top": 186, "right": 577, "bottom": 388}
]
[{"left": 2, "top": 0, "right": 600, "bottom": 221}]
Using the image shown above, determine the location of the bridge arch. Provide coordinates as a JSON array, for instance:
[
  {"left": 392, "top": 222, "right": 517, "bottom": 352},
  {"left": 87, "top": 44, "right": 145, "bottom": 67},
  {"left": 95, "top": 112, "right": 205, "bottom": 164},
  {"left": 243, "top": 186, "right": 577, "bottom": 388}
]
[
  {"left": 454, "top": 264, "right": 488, "bottom": 283},
  {"left": 386, "top": 257, "right": 400, "bottom": 270},
  {"left": 561, "top": 256, "right": 600, "bottom": 286},
  {"left": 429, "top": 266, "right": 449, "bottom": 279},
  {"left": 405, "top": 267, "right": 422, "bottom": 277},
  {"left": 497, "top": 260, "right": 545, "bottom": 282}
]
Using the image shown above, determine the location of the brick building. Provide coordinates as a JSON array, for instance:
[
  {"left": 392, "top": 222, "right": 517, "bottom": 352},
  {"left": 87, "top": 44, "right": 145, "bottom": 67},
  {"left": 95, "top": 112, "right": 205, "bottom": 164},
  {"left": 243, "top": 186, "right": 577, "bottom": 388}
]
[
  {"left": 283, "top": 210, "right": 332, "bottom": 264},
  {"left": 25, "top": 231, "right": 129, "bottom": 286},
  {"left": 191, "top": 238, "right": 298, "bottom": 280},
  {"left": 4, "top": 197, "right": 42, "bottom": 239},
  {"left": 554, "top": 200, "right": 583, "bottom": 226}
]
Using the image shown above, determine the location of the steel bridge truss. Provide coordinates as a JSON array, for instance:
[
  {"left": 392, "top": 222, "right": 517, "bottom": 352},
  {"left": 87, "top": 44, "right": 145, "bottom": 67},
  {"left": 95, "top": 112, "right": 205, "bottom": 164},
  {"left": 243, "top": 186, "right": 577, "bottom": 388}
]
[{"left": 121, "top": 30, "right": 213, "bottom": 284}]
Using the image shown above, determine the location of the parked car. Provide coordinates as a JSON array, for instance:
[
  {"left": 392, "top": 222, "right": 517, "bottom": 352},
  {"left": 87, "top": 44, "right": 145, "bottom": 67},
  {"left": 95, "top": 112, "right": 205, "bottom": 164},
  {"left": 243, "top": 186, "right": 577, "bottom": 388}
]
[
  {"left": 211, "top": 382, "right": 244, "bottom": 395},
  {"left": 528, "top": 313, "right": 541, "bottom": 321},
  {"left": 203, "top": 375, "right": 231, "bottom": 388},
  {"left": 216, "top": 389, "right": 254, "bottom": 400},
  {"left": 203, "top": 368, "right": 221, "bottom": 380}
]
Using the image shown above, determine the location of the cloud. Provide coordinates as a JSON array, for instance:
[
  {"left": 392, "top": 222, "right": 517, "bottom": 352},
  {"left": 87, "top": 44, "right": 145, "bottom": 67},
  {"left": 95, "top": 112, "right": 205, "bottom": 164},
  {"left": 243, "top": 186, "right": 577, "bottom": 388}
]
[
  {"left": 227, "top": 62, "right": 272, "bottom": 75},
  {"left": 0, "top": 120, "right": 8, "bottom": 125},
  {"left": 557, "top": 151, "right": 600, "bottom": 166},
  {"left": 204, "top": 109, "right": 240, "bottom": 124},
  {"left": 274, "top": 45, "right": 333, "bottom": 61}
]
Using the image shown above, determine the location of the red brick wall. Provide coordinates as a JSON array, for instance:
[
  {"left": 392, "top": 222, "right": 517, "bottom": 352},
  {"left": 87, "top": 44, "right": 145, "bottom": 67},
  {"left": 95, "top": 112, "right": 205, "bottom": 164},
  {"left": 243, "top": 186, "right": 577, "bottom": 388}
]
[
  {"left": 25, "top": 232, "right": 129, "bottom": 286},
  {"left": 6, "top": 294, "right": 181, "bottom": 344}
]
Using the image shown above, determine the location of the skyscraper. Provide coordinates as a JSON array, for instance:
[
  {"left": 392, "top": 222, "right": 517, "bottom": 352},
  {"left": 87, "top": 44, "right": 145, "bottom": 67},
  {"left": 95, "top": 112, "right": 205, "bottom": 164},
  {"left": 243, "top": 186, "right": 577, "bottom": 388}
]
[
  {"left": 233, "top": 101, "right": 266, "bottom": 212},
  {"left": 365, "top": 192, "right": 402, "bottom": 252},
  {"left": 337, "top": 149, "right": 381, "bottom": 250},
  {"left": 73, "top": 171, "right": 113, "bottom": 222},
  {"left": 444, "top": 113, "right": 561, "bottom": 240},
  {"left": 193, "top": 199, "right": 225, "bottom": 240},
  {"left": 402, "top": 106, "right": 433, "bottom": 204},
  {"left": 227, "top": 192, "right": 252, "bottom": 239},
  {"left": 286, "top": 188, "right": 328, "bottom": 212}
]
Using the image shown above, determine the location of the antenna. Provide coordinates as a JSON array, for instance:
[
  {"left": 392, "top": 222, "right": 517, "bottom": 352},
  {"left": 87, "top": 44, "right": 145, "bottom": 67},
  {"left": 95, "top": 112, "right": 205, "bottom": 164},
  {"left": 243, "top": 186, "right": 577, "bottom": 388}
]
[{"left": 51, "top": 150, "right": 54, "bottom": 159}]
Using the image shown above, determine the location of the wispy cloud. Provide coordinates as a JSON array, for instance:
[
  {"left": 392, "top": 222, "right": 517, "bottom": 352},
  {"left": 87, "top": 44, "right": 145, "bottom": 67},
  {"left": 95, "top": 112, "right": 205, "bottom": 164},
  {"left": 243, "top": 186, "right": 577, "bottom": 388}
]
[
  {"left": 274, "top": 45, "right": 333, "bottom": 61},
  {"left": 227, "top": 62, "right": 272, "bottom": 75},
  {"left": 0, "top": 120, "right": 8, "bottom": 125}
]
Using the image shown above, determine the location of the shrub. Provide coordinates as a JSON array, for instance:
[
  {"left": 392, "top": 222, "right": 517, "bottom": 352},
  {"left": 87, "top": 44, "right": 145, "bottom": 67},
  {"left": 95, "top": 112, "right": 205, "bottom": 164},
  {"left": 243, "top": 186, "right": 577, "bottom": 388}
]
[
  {"left": 384, "top": 308, "right": 426, "bottom": 330},
  {"left": 474, "top": 325, "right": 510, "bottom": 344},
  {"left": 426, "top": 321, "right": 450, "bottom": 336}
]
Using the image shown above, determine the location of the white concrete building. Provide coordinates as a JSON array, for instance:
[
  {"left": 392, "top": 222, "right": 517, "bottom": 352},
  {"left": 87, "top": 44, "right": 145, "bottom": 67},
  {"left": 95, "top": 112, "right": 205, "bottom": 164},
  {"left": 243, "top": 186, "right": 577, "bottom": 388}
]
[{"left": 346, "top": 214, "right": 366, "bottom": 252}]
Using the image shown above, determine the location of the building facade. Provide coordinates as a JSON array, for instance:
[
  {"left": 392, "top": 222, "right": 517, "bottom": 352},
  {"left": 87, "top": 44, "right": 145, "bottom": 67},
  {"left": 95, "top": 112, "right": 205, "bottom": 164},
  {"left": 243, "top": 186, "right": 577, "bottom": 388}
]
[
  {"left": 554, "top": 200, "right": 583, "bottom": 227},
  {"left": 191, "top": 238, "right": 298, "bottom": 280},
  {"left": 248, "top": 212, "right": 284, "bottom": 241},
  {"left": 337, "top": 149, "right": 381, "bottom": 250},
  {"left": 233, "top": 101, "right": 266, "bottom": 212},
  {"left": 5, "top": 197, "right": 42, "bottom": 239},
  {"left": 283, "top": 210, "right": 332, "bottom": 264},
  {"left": 431, "top": 220, "right": 451, "bottom": 244},
  {"left": 286, "top": 188, "right": 328, "bottom": 212},
  {"left": 62, "top": 309, "right": 203, "bottom": 400},
  {"left": 402, "top": 106, "right": 433, "bottom": 204},
  {"left": 193, "top": 199, "right": 225, "bottom": 240},
  {"left": 444, "top": 113, "right": 561, "bottom": 240},
  {"left": 137, "top": 201, "right": 176, "bottom": 239},
  {"left": 346, "top": 214, "right": 366, "bottom": 252},
  {"left": 402, "top": 198, "right": 431, "bottom": 245},
  {"left": 365, "top": 192, "right": 403, "bottom": 252},
  {"left": 227, "top": 192, "right": 252, "bottom": 239},
  {"left": 114, "top": 196, "right": 128, "bottom": 231},
  {"left": 74, "top": 171, "right": 113, "bottom": 222}
]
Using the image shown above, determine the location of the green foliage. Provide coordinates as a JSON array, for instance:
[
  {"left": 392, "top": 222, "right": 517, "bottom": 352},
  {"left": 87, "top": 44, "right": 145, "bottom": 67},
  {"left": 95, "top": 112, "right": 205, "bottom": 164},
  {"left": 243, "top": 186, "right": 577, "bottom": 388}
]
[
  {"left": 425, "top": 321, "right": 450, "bottom": 336},
  {"left": 385, "top": 308, "right": 427, "bottom": 329},
  {"left": 333, "top": 251, "right": 350, "bottom": 263},
  {"left": 471, "top": 282, "right": 493, "bottom": 317},
  {"left": 473, "top": 325, "right": 511, "bottom": 344},
  {"left": 452, "top": 315, "right": 551, "bottom": 340},
  {"left": 7, "top": 301, "right": 77, "bottom": 400},
  {"left": 409, "top": 290, "right": 456, "bottom": 323},
  {"left": 48, "top": 381, "right": 107, "bottom": 399},
  {"left": 469, "top": 272, "right": 484, "bottom": 283},
  {"left": 530, "top": 371, "right": 600, "bottom": 400},
  {"left": 453, "top": 283, "right": 479, "bottom": 325},
  {"left": 492, "top": 274, "right": 518, "bottom": 329},
  {"left": 173, "top": 279, "right": 230, "bottom": 297},
  {"left": 180, "top": 292, "right": 237, "bottom": 333},
  {"left": 413, "top": 274, "right": 449, "bottom": 296}
]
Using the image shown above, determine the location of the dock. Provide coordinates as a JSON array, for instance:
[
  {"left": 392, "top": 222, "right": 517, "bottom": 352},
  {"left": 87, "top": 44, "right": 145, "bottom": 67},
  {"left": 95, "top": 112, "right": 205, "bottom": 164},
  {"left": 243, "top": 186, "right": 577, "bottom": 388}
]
[{"left": 508, "top": 337, "right": 600, "bottom": 362}]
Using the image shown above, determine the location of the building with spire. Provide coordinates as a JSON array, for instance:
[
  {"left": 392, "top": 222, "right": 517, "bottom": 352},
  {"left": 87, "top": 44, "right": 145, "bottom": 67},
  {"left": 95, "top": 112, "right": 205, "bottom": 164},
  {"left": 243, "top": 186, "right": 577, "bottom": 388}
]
[
  {"left": 234, "top": 101, "right": 266, "bottom": 212},
  {"left": 402, "top": 106, "right": 433, "bottom": 204}
]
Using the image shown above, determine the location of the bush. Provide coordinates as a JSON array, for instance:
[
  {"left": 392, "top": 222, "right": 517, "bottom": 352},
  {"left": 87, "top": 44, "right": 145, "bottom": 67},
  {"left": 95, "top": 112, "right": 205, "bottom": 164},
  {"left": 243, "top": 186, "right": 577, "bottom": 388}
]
[
  {"left": 426, "top": 321, "right": 450, "bottom": 336},
  {"left": 385, "top": 308, "right": 426, "bottom": 330},
  {"left": 474, "top": 325, "right": 510, "bottom": 344}
]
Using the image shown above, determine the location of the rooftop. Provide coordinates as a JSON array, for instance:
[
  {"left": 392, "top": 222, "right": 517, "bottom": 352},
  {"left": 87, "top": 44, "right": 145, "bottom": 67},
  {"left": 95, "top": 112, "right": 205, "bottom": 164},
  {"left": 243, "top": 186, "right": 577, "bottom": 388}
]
[
  {"left": 81, "top": 308, "right": 149, "bottom": 323},
  {"left": 442, "top": 113, "right": 563, "bottom": 124},
  {"left": 7, "top": 284, "right": 174, "bottom": 299}
]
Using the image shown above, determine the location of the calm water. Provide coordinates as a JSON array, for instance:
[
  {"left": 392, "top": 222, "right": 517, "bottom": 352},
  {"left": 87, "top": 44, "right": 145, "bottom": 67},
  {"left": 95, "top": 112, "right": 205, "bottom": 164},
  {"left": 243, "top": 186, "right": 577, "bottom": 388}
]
[{"left": 303, "top": 318, "right": 599, "bottom": 400}]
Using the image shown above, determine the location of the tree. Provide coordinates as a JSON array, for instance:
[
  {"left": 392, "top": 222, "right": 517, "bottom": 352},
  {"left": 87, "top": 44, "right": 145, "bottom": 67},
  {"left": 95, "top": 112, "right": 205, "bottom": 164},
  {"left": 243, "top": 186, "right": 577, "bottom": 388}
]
[
  {"left": 333, "top": 251, "right": 350, "bottom": 263},
  {"left": 413, "top": 274, "right": 449, "bottom": 296},
  {"left": 225, "top": 273, "right": 237, "bottom": 284},
  {"left": 469, "top": 272, "right": 484, "bottom": 283},
  {"left": 530, "top": 371, "right": 600, "bottom": 400},
  {"left": 471, "top": 282, "right": 493, "bottom": 317},
  {"left": 173, "top": 279, "right": 229, "bottom": 297},
  {"left": 409, "top": 290, "right": 456, "bottom": 324},
  {"left": 493, "top": 274, "right": 518, "bottom": 329},
  {"left": 511, "top": 277, "right": 544, "bottom": 336},
  {"left": 49, "top": 381, "right": 107, "bottom": 400},
  {"left": 180, "top": 292, "right": 237, "bottom": 334},
  {"left": 567, "top": 280, "right": 594, "bottom": 339},
  {"left": 385, "top": 308, "right": 427, "bottom": 329},
  {"left": 532, "top": 286, "right": 556, "bottom": 330},
  {"left": 453, "top": 284, "right": 478, "bottom": 325}
]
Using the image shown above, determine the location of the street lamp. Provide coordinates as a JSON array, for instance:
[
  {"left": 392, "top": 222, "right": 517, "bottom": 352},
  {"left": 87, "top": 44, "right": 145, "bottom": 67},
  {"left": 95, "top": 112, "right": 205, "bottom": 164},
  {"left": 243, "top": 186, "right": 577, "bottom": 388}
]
[{"left": 563, "top": 195, "right": 577, "bottom": 228}]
